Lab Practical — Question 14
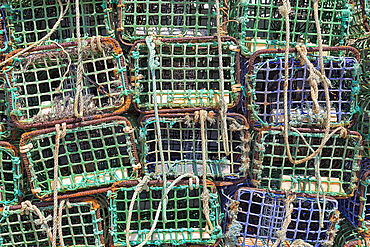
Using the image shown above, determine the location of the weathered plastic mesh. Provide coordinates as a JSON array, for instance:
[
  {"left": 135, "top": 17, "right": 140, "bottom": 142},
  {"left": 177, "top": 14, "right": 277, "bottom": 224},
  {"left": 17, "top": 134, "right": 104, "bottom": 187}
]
[
  {"left": 0, "top": 8, "right": 10, "bottom": 54},
  {"left": 229, "top": 188, "right": 338, "bottom": 246},
  {"left": 5, "top": 38, "right": 129, "bottom": 127},
  {"left": 249, "top": 55, "right": 359, "bottom": 128},
  {"left": 238, "top": 0, "right": 351, "bottom": 55},
  {"left": 333, "top": 217, "right": 367, "bottom": 247},
  {"left": 0, "top": 80, "right": 10, "bottom": 140},
  {"left": 116, "top": 0, "right": 223, "bottom": 42},
  {"left": 22, "top": 119, "right": 138, "bottom": 198},
  {"left": 353, "top": 96, "right": 370, "bottom": 157},
  {"left": 348, "top": 0, "right": 369, "bottom": 39},
  {"left": 353, "top": 36, "right": 370, "bottom": 86},
  {"left": 110, "top": 182, "right": 222, "bottom": 246},
  {"left": 0, "top": 143, "right": 20, "bottom": 206},
  {"left": 251, "top": 128, "right": 361, "bottom": 197},
  {"left": 141, "top": 113, "right": 249, "bottom": 179},
  {"left": 6, "top": 0, "right": 111, "bottom": 49},
  {"left": 131, "top": 37, "right": 240, "bottom": 112},
  {"left": 0, "top": 200, "right": 104, "bottom": 246}
]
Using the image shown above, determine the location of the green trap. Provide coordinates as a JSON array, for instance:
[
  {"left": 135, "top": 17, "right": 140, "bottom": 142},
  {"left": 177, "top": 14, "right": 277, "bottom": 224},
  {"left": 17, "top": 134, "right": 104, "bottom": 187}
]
[
  {"left": 354, "top": 96, "right": 370, "bottom": 157},
  {"left": 0, "top": 142, "right": 20, "bottom": 206},
  {"left": 0, "top": 78, "right": 10, "bottom": 140},
  {"left": 130, "top": 37, "right": 241, "bottom": 113},
  {"left": 5, "top": 37, "right": 131, "bottom": 129},
  {"left": 20, "top": 116, "right": 140, "bottom": 199},
  {"left": 0, "top": 198, "right": 105, "bottom": 246},
  {"left": 237, "top": 0, "right": 351, "bottom": 55},
  {"left": 333, "top": 217, "right": 367, "bottom": 247},
  {"left": 109, "top": 180, "right": 222, "bottom": 246},
  {"left": 251, "top": 127, "right": 362, "bottom": 197},
  {"left": 348, "top": 0, "right": 370, "bottom": 38},
  {"left": 140, "top": 112, "right": 250, "bottom": 179},
  {"left": 352, "top": 35, "right": 370, "bottom": 87},
  {"left": 6, "top": 0, "right": 113, "bottom": 49}
]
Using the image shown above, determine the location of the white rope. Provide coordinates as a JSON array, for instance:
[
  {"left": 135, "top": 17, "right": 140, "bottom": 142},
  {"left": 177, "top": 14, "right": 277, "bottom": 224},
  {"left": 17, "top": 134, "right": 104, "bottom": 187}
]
[
  {"left": 19, "top": 143, "right": 33, "bottom": 153},
  {"left": 50, "top": 41, "right": 72, "bottom": 93},
  {"left": 74, "top": 0, "right": 84, "bottom": 118},
  {"left": 57, "top": 199, "right": 66, "bottom": 247}
]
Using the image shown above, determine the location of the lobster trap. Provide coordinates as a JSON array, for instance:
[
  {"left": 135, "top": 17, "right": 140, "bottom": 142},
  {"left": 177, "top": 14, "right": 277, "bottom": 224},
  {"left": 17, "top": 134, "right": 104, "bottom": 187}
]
[
  {"left": 237, "top": 0, "right": 351, "bottom": 55},
  {"left": 247, "top": 47, "right": 360, "bottom": 129},
  {"left": 0, "top": 78, "right": 11, "bottom": 141},
  {"left": 130, "top": 36, "right": 241, "bottom": 113},
  {"left": 115, "top": 0, "right": 225, "bottom": 43},
  {"left": 5, "top": 37, "right": 131, "bottom": 129},
  {"left": 333, "top": 217, "right": 368, "bottom": 247},
  {"left": 0, "top": 142, "right": 20, "bottom": 206},
  {"left": 0, "top": 198, "right": 105, "bottom": 246},
  {"left": 140, "top": 112, "right": 250, "bottom": 179},
  {"left": 251, "top": 128, "right": 362, "bottom": 197},
  {"left": 226, "top": 187, "right": 339, "bottom": 246},
  {"left": 348, "top": 0, "right": 370, "bottom": 39},
  {"left": 20, "top": 116, "right": 140, "bottom": 199},
  {"left": 6, "top": 0, "right": 113, "bottom": 49},
  {"left": 352, "top": 35, "right": 370, "bottom": 86},
  {"left": 353, "top": 96, "right": 370, "bottom": 157},
  {"left": 109, "top": 179, "right": 223, "bottom": 246}
]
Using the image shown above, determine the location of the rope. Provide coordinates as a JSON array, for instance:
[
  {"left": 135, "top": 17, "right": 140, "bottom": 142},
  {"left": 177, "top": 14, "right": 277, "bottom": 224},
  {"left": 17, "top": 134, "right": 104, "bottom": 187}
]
[
  {"left": 314, "top": 156, "right": 326, "bottom": 228},
  {"left": 125, "top": 174, "right": 200, "bottom": 247},
  {"left": 51, "top": 41, "right": 72, "bottom": 93},
  {"left": 0, "top": 0, "right": 70, "bottom": 68},
  {"left": 74, "top": 0, "right": 84, "bottom": 118},
  {"left": 52, "top": 123, "right": 67, "bottom": 247},
  {"left": 20, "top": 201, "right": 53, "bottom": 241},
  {"left": 215, "top": 0, "right": 230, "bottom": 155},
  {"left": 290, "top": 239, "right": 313, "bottom": 247},
  {"left": 199, "top": 110, "right": 214, "bottom": 233},
  {"left": 145, "top": 36, "right": 168, "bottom": 222},
  {"left": 57, "top": 199, "right": 66, "bottom": 247}
]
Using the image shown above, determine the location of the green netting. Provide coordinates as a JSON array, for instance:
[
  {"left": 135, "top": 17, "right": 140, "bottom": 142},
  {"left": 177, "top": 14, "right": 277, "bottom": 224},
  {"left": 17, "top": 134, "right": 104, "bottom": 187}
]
[
  {"left": 348, "top": 0, "right": 369, "bottom": 39},
  {"left": 116, "top": 0, "right": 224, "bottom": 43},
  {"left": 131, "top": 37, "right": 240, "bottom": 112},
  {"left": 140, "top": 113, "right": 250, "bottom": 179},
  {"left": 236, "top": 0, "right": 351, "bottom": 55},
  {"left": 22, "top": 119, "right": 139, "bottom": 198},
  {"left": 5, "top": 38, "right": 130, "bottom": 128},
  {"left": 6, "top": 0, "right": 113, "bottom": 49},
  {"left": 0, "top": 79, "right": 11, "bottom": 140},
  {"left": 0, "top": 143, "right": 21, "bottom": 206},
  {"left": 0, "top": 200, "right": 104, "bottom": 246},
  {"left": 353, "top": 95, "right": 370, "bottom": 157},
  {"left": 251, "top": 128, "right": 362, "bottom": 197},
  {"left": 353, "top": 35, "right": 370, "bottom": 87},
  {"left": 333, "top": 218, "right": 367, "bottom": 247},
  {"left": 110, "top": 183, "right": 222, "bottom": 246}
]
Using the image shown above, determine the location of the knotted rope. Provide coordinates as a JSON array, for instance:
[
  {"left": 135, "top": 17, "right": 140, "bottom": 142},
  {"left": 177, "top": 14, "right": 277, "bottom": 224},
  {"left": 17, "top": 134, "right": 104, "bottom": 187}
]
[
  {"left": 52, "top": 123, "right": 67, "bottom": 247},
  {"left": 74, "top": 0, "right": 84, "bottom": 118}
]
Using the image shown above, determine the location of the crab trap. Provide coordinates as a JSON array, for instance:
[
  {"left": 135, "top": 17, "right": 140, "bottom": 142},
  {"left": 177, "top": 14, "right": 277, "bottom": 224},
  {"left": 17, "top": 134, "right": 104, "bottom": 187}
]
[
  {"left": 333, "top": 217, "right": 368, "bottom": 247},
  {"left": 225, "top": 187, "right": 339, "bottom": 247},
  {"left": 140, "top": 112, "right": 250, "bottom": 179},
  {"left": 5, "top": 0, "right": 113, "bottom": 49},
  {"left": 250, "top": 127, "right": 362, "bottom": 197},
  {"left": 20, "top": 116, "right": 140, "bottom": 199},
  {"left": 5, "top": 37, "right": 131, "bottom": 129},
  {"left": 246, "top": 46, "right": 360, "bottom": 129},
  {"left": 109, "top": 179, "right": 223, "bottom": 246},
  {"left": 0, "top": 198, "right": 105, "bottom": 246},
  {"left": 115, "top": 0, "right": 226, "bottom": 43},
  {"left": 237, "top": 0, "right": 351, "bottom": 55},
  {"left": 130, "top": 36, "right": 241, "bottom": 113},
  {"left": 0, "top": 142, "right": 21, "bottom": 206}
]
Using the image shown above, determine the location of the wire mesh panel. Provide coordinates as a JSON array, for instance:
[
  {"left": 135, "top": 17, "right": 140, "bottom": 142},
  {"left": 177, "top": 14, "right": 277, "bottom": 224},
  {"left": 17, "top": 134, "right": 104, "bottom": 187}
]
[
  {"left": 20, "top": 116, "right": 140, "bottom": 199},
  {"left": 0, "top": 198, "right": 105, "bottom": 246},
  {"left": 116, "top": 0, "right": 225, "bottom": 43},
  {"left": 247, "top": 47, "right": 360, "bottom": 129},
  {"left": 227, "top": 188, "right": 339, "bottom": 246},
  {"left": 0, "top": 142, "right": 20, "bottom": 206},
  {"left": 251, "top": 128, "right": 362, "bottom": 197},
  {"left": 110, "top": 180, "right": 222, "bottom": 246},
  {"left": 5, "top": 37, "right": 131, "bottom": 129},
  {"left": 130, "top": 37, "right": 241, "bottom": 113},
  {"left": 140, "top": 112, "right": 250, "bottom": 179},
  {"left": 6, "top": 0, "right": 113, "bottom": 49},
  {"left": 333, "top": 218, "right": 367, "bottom": 247},
  {"left": 237, "top": 0, "right": 351, "bottom": 55}
]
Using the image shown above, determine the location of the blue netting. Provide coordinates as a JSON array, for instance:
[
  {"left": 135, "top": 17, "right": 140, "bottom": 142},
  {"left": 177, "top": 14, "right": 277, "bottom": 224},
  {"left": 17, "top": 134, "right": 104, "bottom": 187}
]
[
  {"left": 248, "top": 55, "right": 359, "bottom": 128},
  {"left": 227, "top": 188, "right": 338, "bottom": 246}
]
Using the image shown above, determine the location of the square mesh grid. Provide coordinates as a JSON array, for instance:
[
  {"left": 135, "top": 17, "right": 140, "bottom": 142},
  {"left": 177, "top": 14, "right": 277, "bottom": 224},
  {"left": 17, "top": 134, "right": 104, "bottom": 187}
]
[
  {"left": 0, "top": 142, "right": 20, "bottom": 206},
  {"left": 333, "top": 218, "right": 367, "bottom": 247},
  {"left": 110, "top": 181, "right": 222, "bottom": 246},
  {"left": 229, "top": 188, "right": 338, "bottom": 246},
  {"left": 251, "top": 128, "right": 362, "bottom": 197},
  {"left": 248, "top": 49, "right": 360, "bottom": 129},
  {"left": 238, "top": 0, "right": 351, "bottom": 55},
  {"left": 130, "top": 37, "right": 240, "bottom": 112},
  {"left": 5, "top": 38, "right": 130, "bottom": 129},
  {"left": 0, "top": 199, "right": 104, "bottom": 246},
  {"left": 353, "top": 95, "right": 370, "bottom": 157},
  {"left": 21, "top": 117, "right": 139, "bottom": 198},
  {"left": 116, "top": 0, "right": 224, "bottom": 43},
  {"left": 0, "top": 79, "right": 10, "bottom": 140},
  {"left": 6, "top": 0, "right": 112, "bottom": 49},
  {"left": 140, "top": 113, "right": 250, "bottom": 179}
]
